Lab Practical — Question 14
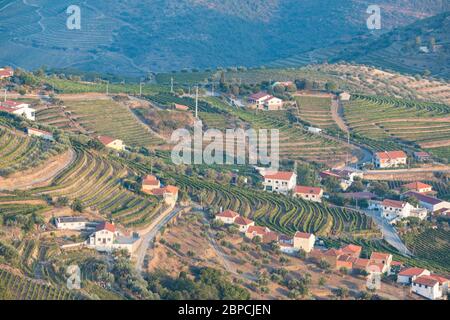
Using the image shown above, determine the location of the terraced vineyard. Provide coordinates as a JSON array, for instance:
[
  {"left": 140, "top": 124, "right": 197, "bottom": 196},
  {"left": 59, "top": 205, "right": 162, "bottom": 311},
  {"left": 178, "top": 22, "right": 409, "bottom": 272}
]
[
  {"left": 31, "top": 147, "right": 162, "bottom": 228},
  {"left": 35, "top": 105, "right": 77, "bottom": 132},
  {"left": 0, "top": 126, "right": 64, "bottom": 176},
  {"left": 426, "top": 146, "right": 450, "bottom": 163},
  {"left": 64, "top": 99, "right": 164, "bottom": 147},
  {"left": 205, "top": 98, "right": 352, "bottom": 165},
  {"left": 170, "top": 173, "right": 377, "bottom": 238},
  {"left": 0, "top": 268, "right": 83, "bottom": 300},
  {"left": 295, "top": 95, "right": 337, "bottom": 130},
  {"left": 343, "top": 95, "right": 450, "bottom": 150},
  {"left": 402, "top": 228, "right": 450, "bottom": 273}
]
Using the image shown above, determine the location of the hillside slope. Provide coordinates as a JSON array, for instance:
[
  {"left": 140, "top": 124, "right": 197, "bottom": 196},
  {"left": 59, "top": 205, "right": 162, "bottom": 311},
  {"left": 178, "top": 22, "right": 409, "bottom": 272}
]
[{"left": 0, "top": 0, "right": 448, "bottom": 75}]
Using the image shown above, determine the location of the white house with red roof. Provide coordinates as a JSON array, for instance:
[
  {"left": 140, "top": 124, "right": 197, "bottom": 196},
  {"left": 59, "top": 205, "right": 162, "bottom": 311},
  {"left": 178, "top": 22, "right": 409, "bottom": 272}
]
[
  {"left": 97, "top": 135, "right": 125, "bottom": 151},
  {"left": 248, "top": 91, "right": 283, "bottom": 110},
  {"left": 369, "top": 252, "right": 393, "bottom": 273},
  {"left": 27, "top": 127, "right": 54, "bottom": 141},
  {"left": 234, "top": 216, "right": 254, "bottom": 233},
  {"left": 141, "top": 175, "right": 161, "bottom": 194},
  {"left": 293, "top": 231, "right": 315, "bottom": 253},
  {"left": 262, "top": 171, "right": 297, "bottom": 194},
  {"left": 86, "top": 221, "right": 140, "bottom": 253},
  {"left": 245, "top": 225, "right": 271, "bottom": 240},
  {"left": 397, "top": 267, "right": 430, "bottom": 285},
  {"left": 412, "top": 275, "right": 448, "bottom": 300},
  {"left": 0, "top": 100, "right": 35, "bottom": 121},
  {"left": 150, "top": 185, "right": 179, "bottom": 205},
  {"left": 402, "top": 182, "right": 433, "bottom": 194},
  {"left": 0, "top": 67, "right": 13, "bottom": 79},
  {"left": 377, "top": 199, "right": 427, "bottom": 222},
  {"left": 294, "top": 185, "right": 323, "bottom": 203},
  {"left": 373, "top": 151, "right": 407, "bottom": 168},
  {"left": 215, "top": 209, "right": 239, "bottom": 225},
  {"left": 341, "top": 244, "right": 362, "bottom": 258}
]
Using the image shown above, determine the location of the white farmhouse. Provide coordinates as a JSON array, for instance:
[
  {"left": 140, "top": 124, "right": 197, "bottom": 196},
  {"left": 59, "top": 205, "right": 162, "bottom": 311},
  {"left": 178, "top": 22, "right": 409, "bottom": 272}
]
[
  {"left": 248, "top": 92, "right": 283, "bottom": 110},
  {"left": 339, "top": 92, "right": 351, "bottom": 101},
  {"left": 55, "top": 216, "right": 88, "bottom": 231},
  {"left": 293, "top": 231, "right": 315, "bottom": 253},
  {"left": 373, "top": 151, "right": 407, "bottom": 168},
  {"left": 404, "top": 191, "right": 450, "bottom": 213},
  {"left": 0, "top": 100, "right": 35, "bottom": 121},
  {"left": 98, "top": 135, "right": 126, "bottom": 151},
  {"left": 307, "top": 126, "right": 322, "bottom": 134},
  {"left": 378, "top": 199, "right": 427, "bottom": 223},
  {"left": 234, "top": 216, "right": 254, "bottom": 233},
  {"left": 215, "top": 209, "right": 239, "bottom": 225},
  {"left": 397, "top": 267, "right": 430, "bottom": 285},
  {"left": 86, "top": 222, "right": 140, "bottom": 254},
  {"left": 412, "top": 275, "right": 447, "bottom": 300},
  {"left": 294, "top": 186, "right": 323, "bottom": 203},
  {"left": 263, "top": 171, "right": 297, "bottom": 194}
]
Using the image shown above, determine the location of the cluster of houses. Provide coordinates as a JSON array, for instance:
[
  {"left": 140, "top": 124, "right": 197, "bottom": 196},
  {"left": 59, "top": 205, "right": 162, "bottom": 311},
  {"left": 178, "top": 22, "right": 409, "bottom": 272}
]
[
  {"left": 215, "top": 209, "right": 316, "bottom": 254},
  {"left": 368, "top": 180, "right": 450, "bottom": 223},
  {"left": 0, "top": 100, "right": 35, "bottom": 121},
  {"left": 55, "top": 217, "right": 140, "bottom": 254},
  {"left": 248, "top": 92, "right": 283, "bottom": 111},
  {"left": 141, "top": 174, "right": 179, "bottom": 206}
]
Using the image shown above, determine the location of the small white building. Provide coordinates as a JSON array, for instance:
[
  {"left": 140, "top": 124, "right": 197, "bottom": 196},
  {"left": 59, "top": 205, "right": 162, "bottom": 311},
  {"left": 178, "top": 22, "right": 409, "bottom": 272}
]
[
  {"left": 397, "top": 267, "right": 430, "bottom": 285},
  {"left": 412, "top": 275, "right": 443, "bottom": 300},
  {"left": 0, "top": 100, "right": 35, "bottom": 121},
  {"left": 294, "top": 185, "right": 323, "bottom": 203},
  {"left": 98, "top": 135, "right": 125, "bottom": 151},
  {"left": 245, "top": 225, "right": 271, "bottom": 240},
  {"left": 27, "top": 127, "right": 54, "bottom": 141},
  {"left": 373, "top": 151, "right": 407, "bottom": 168},
  {"left": 378, "top": 199, "right": 427, "bottom": 222},
  {"left": 293, "top": 231, "right": 315, "bottom": 253},
  {"left": 307, "top": 126, "right": 322, "bottom": 134},
  {"left": 339, "top": 92, "right": 351, "bottom": 101},
  {"left": 248, "top": 92, "right": 283, "bottom": 110},
  {"left": 86, "top": 221, "right": 139, "bottom": 254},
  {"left": 263, "top": 171, "right": 297, "bottom": 194},
  {"left": 215, "top": 209, "right": 239, "bottom": 225},
  {"left": 141, "top": 175, "right": 161, "bottom": 194},
  {"left": 402, "top": 182, "right": 432, "bottom": 194},
  {"left": 55, "top": 216, "right": 88, "bottom": 231}
]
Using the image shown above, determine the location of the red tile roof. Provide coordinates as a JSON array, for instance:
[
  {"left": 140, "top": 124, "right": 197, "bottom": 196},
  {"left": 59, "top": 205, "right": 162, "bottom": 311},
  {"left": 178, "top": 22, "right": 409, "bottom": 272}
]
[
  {"left": 216, "top": 209, "right": 239, "bottom": 219},
  {"left": 294, "top": 231, "right": 313, "bottom": 239},
  {"left": 341, "top": 244, "right": 362, "bottom": 255},
  {"left": 97, "top": 135, "right": 117, "bottom": 145},
  {"left": 382, "top": 199, "right": 405, "bottom": 209},
  {"left": 246, "top": 225, "right": 270, "bottom": 235},
  {"left": 375, "top": 151, "right": 407, "bottom": 160},
  {"left": 398, "top": 267, "right": 428, "bottom": 277},
  {"left": 413, "top": 275, "right": 439, "bottom": 287},
  {"left": 249, "top": 92, "right": 270, "bottom": 100},
  {"left": 264, "top": 171, "right": 295, "bottom": 181},
  {"left": 175, "top": 103, "right": 189, "bottom": 111},
  {"left": 142, "top": 175, "right": 159, "bottom": 186},
  {"left": 0, "top": 105, "right": 16, "bottom": 113},
  {"left": 323, "top": 248, "right": 343, "bottom": 257},
  {"left": 262, "top": 231, "right": 279, "bottom": 243},
  {"left": 370, "top": 252, "right": 392, "bottom": 261},
  {"left": 294, "top": 185, "right": 322, "bottom": 195},
  {"left": 164, "top": 185, "right": 179, "bottom": 195},
  {"left": 96, "top": 221, "right": 115, "bottom": 233},
  {"left": 404, "top": 191, "right": 443, "bottom": 206},
  {"left": 429, "top": 274, "right": 449, "bottom": 284},
  {"left": 234, "top": 216, "right": 253, "bottom": 226},
  {"left": 402, "top": 182, "right": 432, "bottom": 191}
]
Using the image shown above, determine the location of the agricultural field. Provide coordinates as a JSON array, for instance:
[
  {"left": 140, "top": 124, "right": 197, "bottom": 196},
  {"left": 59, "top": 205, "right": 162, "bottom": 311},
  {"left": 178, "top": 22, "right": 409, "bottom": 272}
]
[
  {"left": 155, "top": 71, "right": 216, "bottom": 86},
  {"left": 295, "top": 96, "right": 338, "bottom": 130},
  {"left": 0, "top": 126, "right": 64, "bottom": 176},
  {"left": 31, "top": 147, "right": 162, "bottom": 228},
  {"left": 63, "top": 99, "right": 164, "bottom": 147},
  {"left": 426, "top": 146, "right": 450, "bottom": 163},
  {"left": 342, "top": 95, "right": 450, "bottom": 151},
  {"left": 35, "top": 104, "right": 77, "bottom": 132},
  {"left": 402, "top": 228, "right": 450, "bottom": 273}
]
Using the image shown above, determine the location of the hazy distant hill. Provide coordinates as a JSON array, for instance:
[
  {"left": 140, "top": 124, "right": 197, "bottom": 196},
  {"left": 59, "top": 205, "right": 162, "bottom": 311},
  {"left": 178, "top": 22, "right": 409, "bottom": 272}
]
[{"left": 0, "top": 0, "right": 448, "bottom": 75}]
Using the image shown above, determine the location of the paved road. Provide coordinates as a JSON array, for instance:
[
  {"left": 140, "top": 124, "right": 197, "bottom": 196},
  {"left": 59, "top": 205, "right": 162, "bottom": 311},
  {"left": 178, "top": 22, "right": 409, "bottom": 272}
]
[
  {"left": 363, "top": 209, "right": 412, "bottom": 256},
  {"left": 134, "top": 206, "right": 185, "bottom": 272},
  {"left": 365, "top": 166, "right": 450, "bottom": 175}
]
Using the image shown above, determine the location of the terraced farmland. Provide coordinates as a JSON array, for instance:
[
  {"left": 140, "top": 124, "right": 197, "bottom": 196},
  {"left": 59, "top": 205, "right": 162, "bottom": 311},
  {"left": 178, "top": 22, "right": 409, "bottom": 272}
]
[
  {"left": 31, "top": 147, "right": 162, "bottom": 228},
  {"left": 343, "top": 95, "right": 450, "bottom": 150},
  {"left": 426, "top": 146, "right": 450, "bottom": 163},
  {"left": 295, "top": 96, "right": 337, "bottom": 130},
  {"left": 35, "top": 105, "right": 77, "bottom": 132},
  {"left": 170, "top": 173, "right": 377, "bottom": 238},
  {"left": 63, "top": 99, "right": 163, "bottom": 147},
  {"left": 386, "top": 180, "right": 450, "bottom": 200},
  {"left": 0, "top": 268, "right": 83, "bottom": 300},
  {"left": 402, "top": 228, "right": 450, "bottom": 273},
  {"left": 0, "top": 126, "right": 63, "bottom": 176}
]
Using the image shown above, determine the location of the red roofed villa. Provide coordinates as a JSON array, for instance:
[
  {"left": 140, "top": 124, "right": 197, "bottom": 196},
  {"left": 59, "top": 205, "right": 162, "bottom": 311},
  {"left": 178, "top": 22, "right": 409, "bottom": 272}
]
[
  {"left": 263, "top": 171, "right": 297, "bottom": 194},
  {"left": 373, "top": 150, "right": 407, "bottom": 168},
  {"left": 294, "top": 185, "right": 323, "bottom": 203}
]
